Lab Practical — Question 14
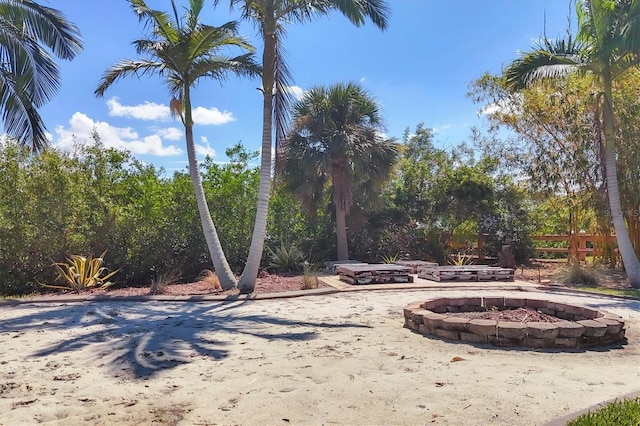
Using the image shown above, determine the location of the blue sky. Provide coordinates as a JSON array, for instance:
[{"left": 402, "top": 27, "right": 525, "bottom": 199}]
[{"left": 40, "top": 0, "right": 574, "bottom": 174}]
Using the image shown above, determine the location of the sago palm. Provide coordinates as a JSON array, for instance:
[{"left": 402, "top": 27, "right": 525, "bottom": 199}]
[
  {"left": 95, "top": 0, "right": 260, "bottom": 289},
  {"left": 504, "top": 0, "right": 640, "bottom": 288},
  {"left": 0, "top": 0, "right": 82, "bottom": 151},
  {"left": 218, "top": 0, "right": 391, "bottom": 292},
  {"left": 283, "top": 82, "right": 398, "bottom": 261}
]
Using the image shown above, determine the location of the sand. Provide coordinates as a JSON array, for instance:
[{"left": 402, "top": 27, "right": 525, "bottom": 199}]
[{"left": 0, "top": 287, "right": 639, "bottom": 425}]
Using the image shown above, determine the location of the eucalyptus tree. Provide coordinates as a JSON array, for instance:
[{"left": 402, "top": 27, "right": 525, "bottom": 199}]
[
  {"left": 0, "top": 0, "right": 82, "bottom": 151},
  {"left": 95, "top": 0, "right": 260, "bottom": 289},
  {"left": 504, "top": 0, "right": 640, "bottom": 287},
  {"left": 283, "top": 82, "right": 398, "bottom": 261},
  {"left": 219, "top": 0, "right": 391, "bottom": 292}
]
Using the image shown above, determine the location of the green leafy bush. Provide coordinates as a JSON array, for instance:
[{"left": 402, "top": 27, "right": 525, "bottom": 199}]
[{"left": 267, "top": 243, "right": 305, "bottom": 273}]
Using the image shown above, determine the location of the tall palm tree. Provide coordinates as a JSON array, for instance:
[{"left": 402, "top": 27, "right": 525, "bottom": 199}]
[
  {"left": 283, "top": 82, "right": 398, "bottom": 261},
  {"left": 504, "top": 0, "right": 640, "bottom": 287},
  {"left": 95, "top": 0, "right": 260, "bottom": 290},
  {"left": 219, "top": 0, "right": 391, "bottom": 292},
  {"left": 0, "top": 0, "right": 83, "bottom": 151}
]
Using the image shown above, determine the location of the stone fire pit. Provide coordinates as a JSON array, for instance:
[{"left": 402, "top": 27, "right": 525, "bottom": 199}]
[{"left": 404, "top": 296, "right": 626, "bottom": 349}]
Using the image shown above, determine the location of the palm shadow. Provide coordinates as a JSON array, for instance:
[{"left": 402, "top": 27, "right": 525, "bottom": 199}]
[{"left": 1, "top": 299, "right": 371, "bottom": 379}]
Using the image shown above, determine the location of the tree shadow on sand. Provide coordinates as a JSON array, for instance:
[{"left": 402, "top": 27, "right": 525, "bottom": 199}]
[{"left": 0, "top": 299, "right": 371, "bottom": 379}]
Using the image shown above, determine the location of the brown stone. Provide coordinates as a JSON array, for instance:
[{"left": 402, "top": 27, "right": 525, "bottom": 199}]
[
  {"left": 488, "top": 336, "right": 521, "bottom": 347},
  {"left": 446, "top": 305, "right": 461, "bottom": 313},
  {"left": 554, "top": 337, "right": 578, "bottom": 348},
  {"left": 577, "top": 320, "right": 607, "bottom": 337},
  {"left": 497, "top": 322, "right": 527, "bottom": 339},
  {"left": 525, "top": 299, "right": 548, "bottom": 309},
  {"left": 594, "top": 318, "right": 623, "bottom": 335},
  {"left": 483, "top": 297, "right": 504, "bottom": 309},
  {"left": 422, "top": 312, "right": 446, "bottom": 329},
  {"left": 579, "top": 308, "right": 600, "bottom": 320},
  {"left": 434, "top": 298, "right": 450, "bottom": 308},
  {"left": 418, "top": 324, "right": 432, "bottom": 335},
  {"left": 441, "top": 317, "right": 470, "bottom": 331},
  {"left": 434, "top": 329, "right": 459, "bottom": 340},
  {"left": 448, "top": 298, "right": 467, "bottom": 306},
  {"left": 410, "top": 309, "right": 432, "bottom": 325},
  {"left": 523, "top": 337, "right": 555, "bottom": 348},
  {"left": 548, "top": 302, "right": 567, "bottom": 313},
  {"left": 423, "top": 300, "right": 437, "bottom": 311},
  {"left": 406, "top": 319, "right": 418, "bottom": 331},
  {"left": 555, "top": 321, "right": 585, "bottom": 338},
  {"left": 554, "top": 311, "right": 574, "bottom": 321},
  {"left": 468, "top": 319, "right": 497, "bottom": 337},
  {"left": 504, "top": 298, "right": 526, "bottom": 308},
  {"left": 465, "top": 297, "right": 483, "bottom": 307},
  {"left": 460, "top": 332, "right": 487, "bottom": 344},
  {"left": 526, "top": 322, "right": 559, "bottom": 339}
]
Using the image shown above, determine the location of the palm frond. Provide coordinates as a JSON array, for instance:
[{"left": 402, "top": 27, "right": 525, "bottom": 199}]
[{"left": 94, "top": 59, "right": 165, "bottom": 97}]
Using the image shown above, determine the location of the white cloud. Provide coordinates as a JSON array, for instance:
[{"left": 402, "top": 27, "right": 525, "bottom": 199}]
[
  {"left": 433, "top": 124, "right": 452, "bottom": 134},
  {"left": 192, "top": 106, "right": 235, "bottom": 125},
  {"left": 479, "top": 94, "right": 522, "bottom": 116},
  {"left": 106, "top": 97, "right": 235, "bottom": 126},
  {"left": 195, "top": 136, "right": 216, "bottom": 157},
  {"left": 155, "top": 126, "right": 183, "bottom": 141},
  {"left": 107, "top": 97, "right": 170, "bottom": 121},
  {"left": 52, "top": 112, "right": 182, "bottom": 156},
  {"left": 285, "top": 85, "right": 305, "bottom": 100}
]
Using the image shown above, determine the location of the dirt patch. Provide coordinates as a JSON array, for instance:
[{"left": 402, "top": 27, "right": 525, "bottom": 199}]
[{"left": 26, "top": 272, "right": 329, "bottom": 300}]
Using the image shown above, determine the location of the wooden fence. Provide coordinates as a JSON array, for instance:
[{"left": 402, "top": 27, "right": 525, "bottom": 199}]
[{"left": 532, "top": 234, "right": 616, "bottom": 261}]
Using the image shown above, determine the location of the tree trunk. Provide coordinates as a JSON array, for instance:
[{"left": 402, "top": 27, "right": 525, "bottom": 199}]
[
  {"left": 238, "top": 29, "right": 276, "bottom": 294},
  {"left": 602, "top": 74, "right": 640, "bottom": 287},
  {"left": 335, "top": 204, "right": 349, "bottom": 261},
  {"left": 184, "top": 89, "right": 237, "bottom": 289}
]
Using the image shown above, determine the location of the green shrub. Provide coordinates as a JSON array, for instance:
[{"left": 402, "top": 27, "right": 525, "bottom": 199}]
[
  {"left": 556, "top": 263, "right": 600, "bottom": 286},
  {"left": 41, "top": 252, "right": 118, "bottom": 293},
  {"left": 267, "top": 242, "right": 305, "bottom": 273}
]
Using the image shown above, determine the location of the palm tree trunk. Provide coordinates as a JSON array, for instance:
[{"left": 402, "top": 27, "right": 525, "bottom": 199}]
[
  {"left": 602, "top": 74, "right": 640, "bottom": 287},
  {"left": 238, "top": 29, "right": 277, "bottom": 294},
  {"left": 335, "top": 204, "right": 349, "bottom": 261},
  {"left": 184, "top": 89, "right": 237, "bottom": 289}
]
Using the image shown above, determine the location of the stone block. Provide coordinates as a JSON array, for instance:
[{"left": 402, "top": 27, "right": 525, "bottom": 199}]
[
  {"left": 441, "top": 317, "right": 470, "bottom": 331},
  {"left": 423, "top": 312, "right": 446, "bottom": 329},
  {"left": 579, "top": 308, "right": 599, "bottom": 320},
  {"left": 540, "top": 309, "right": 557, "bottom": 317},
  {"left": 418, "top": 324, "right": 432, "bottom": 335},
  {"left": 554, "top": 337, "right": 578, "bottom": 348},
  {"left": 483, "top": 297, "right": 504, "bottom": 309},
  {"left": 554, "top": 311, "right": 574, "bottom": 321},
  {"left": 564, "top": 304, "right": 583, "bottom": 316},
  {"left": 423, "top": 300, "right": 437, "bottom": 311},
  {"left": 522, "top": 337, "right": 555, "bottom": 348},
  {"left": 577, "top": 320, "right": 607, "bottom": 337},
  {"left": 548, "top": 302, "right": 567, "bottom": 312},
  {"left": 525, "top": 299, "right": 548, "bottom": 309},
  {"left": 465, "top": 297, "right": 483, "bottom": 307},
  {"left": 406, "top": 319, "right": 418, "bottom": 331},
  {"left": 555, "top": 321, "right": 585, "bottom": 338},
  {"left": 526, "top": 322, "right": 559, "bottom": 339},
  {"left": 410, "top": 309, "right": 432, "bottom": 325},
  {"left": 446, "top": 305, "right": 461, "bottom": 313},
  {"left": 433, "top": 307, "right": 447, "bottom": 314},
  {"left": 488, "top": 336, "right": 522, "bottom": 347},
  {"left": 434, "top": 329, "right": 459, "bottom": 341},
  {"left": 460, "top": 332, "right": 487, "bottom": 344},
  {"left": 434, "top": 298, "right": 450, "bottom": 307},
  {"left": 448, "top": 298, "right": 467, "bottom": 306},
  {"left": 467, "top": 319, "right": 497, "bottom": 337},
  {"left": 497, "top": 322, "right": 527, "bottom": 339},
  {"left": 504, "top": 298, "right": 526, "bottom": 308},
  {"left": 594, "top": 318, "right": 624, "bottom": 335}
]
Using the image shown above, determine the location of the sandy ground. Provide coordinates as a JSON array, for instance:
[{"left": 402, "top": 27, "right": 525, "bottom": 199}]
[{"left": 0, "top": 286, "right": 639, "bottom": 425}]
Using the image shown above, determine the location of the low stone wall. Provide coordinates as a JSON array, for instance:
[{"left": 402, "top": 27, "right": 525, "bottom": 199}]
[{"left": 404, "top": 297, "right": 626, "bottom": 349}]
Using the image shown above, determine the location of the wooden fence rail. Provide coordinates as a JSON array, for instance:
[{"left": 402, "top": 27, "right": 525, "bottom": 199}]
[{"left": 532, "top": 234, "right": 616, "bottom": 261}]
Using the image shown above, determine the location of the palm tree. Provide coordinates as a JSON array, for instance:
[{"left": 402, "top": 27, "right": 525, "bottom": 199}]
[
  {"left": 283, "top": 82, "right": 398, "bottom": 261},
  {"left": 504, "top": 0, "right": 640, "bottom": 287},
  {"left": 219, "top": 0, "right": 391, "bottom": 292},
  {"left": 95, "top": 0, "right": 260, "bottom": 290},
  {"left": 0, "top": 0, "right": 83, "bottom": 151}
]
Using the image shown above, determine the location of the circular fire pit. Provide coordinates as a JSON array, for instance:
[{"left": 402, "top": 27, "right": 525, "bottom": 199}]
[{"left": 404, "top": 297, "right": 626, "bottom": 349}]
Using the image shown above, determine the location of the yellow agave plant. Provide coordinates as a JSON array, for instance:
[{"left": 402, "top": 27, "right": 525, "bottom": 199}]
[{"left": 43, "top": 251, "right": 119, "bottom": 292}]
